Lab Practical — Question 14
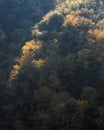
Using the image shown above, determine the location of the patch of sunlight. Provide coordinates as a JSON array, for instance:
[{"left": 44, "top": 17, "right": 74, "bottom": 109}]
[
  {"left": 89, "top": 29, "right": 104, "bottom": 40},
  {"left": 9, "top": 65, "right": 20, "bottom": 81},
  {"left": 32, "top": 59, "right": 46, "bottom": 68},
  {"left": 63, "top": 14, "right": 94, "bottom": 27}
]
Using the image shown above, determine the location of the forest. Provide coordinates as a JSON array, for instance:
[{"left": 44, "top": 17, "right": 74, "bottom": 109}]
[{"left": 0, "top": 0, "right": 104, "bottom": 130}]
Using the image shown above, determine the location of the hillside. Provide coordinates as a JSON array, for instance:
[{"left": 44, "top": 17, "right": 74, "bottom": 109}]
[
  {"left": 0, "top": 0, "right": 56, "bottom": 83},
  {"left": 0, "top": 0, "right": 104, "bottom": 130},
  {"left": 0, "top": 0, "right": 55, "bottom": 41}
]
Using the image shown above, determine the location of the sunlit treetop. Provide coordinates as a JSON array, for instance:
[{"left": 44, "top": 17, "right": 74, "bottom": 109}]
[
  {"left": 89, "top": 29, "right": 104, "bottom": 40},
  {"left": 96, "top": 18, "right": 104, "bottom": 29},
  {"left": 63, "top": 14, "right": 94, "bottom": 27}
]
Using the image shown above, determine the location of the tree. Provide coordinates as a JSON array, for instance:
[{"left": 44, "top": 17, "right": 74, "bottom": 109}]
[{"left": 81, "top": 87, "right": 98, "bottom": 105}]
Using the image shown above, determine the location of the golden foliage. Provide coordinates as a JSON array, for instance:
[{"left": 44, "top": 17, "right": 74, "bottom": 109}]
[
  {"left": 42, "top": 11, "right": 63, "bottom": 24},
  {"left": 9, "top": 65, "right": 20, "bottom": 81},
  {"left": 32, "top": 59, "right": 46, "bottom": 68},
  {"left": 32, "top": 28, "right": 39, "bottom": 35},
  {"left": 9, "top": 40, "right": 43, "bottom": 81},
  {"left": 96, "top": 18, "right": 104, "bottom": 29},
  {"left": 22, "top": 40, "right": 42, "bottom": 55},
  {"left": 63, "top": 14, "right": 94, "bottom": 26},
  {"left": 63, "top": 14, "right": 79, "bottom": 26},
  {"left": 55, "top": 0, "right": 83, "bottom": 14},
  {"left": 89, "top": 29, "right": 104, "bottom": 40},
  {"left": 20, "top": 40, "right": 42, "bottom": 63},
  {"left": 42, "top": 11, "right": 54, "bottom": 22}
]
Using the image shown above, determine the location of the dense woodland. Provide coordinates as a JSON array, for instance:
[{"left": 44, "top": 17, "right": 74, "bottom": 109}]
[{"left": 0, "top": 0, "right": 104, "bottom": 130}]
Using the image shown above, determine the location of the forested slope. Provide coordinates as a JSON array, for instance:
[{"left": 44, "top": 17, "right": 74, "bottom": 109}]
[
  {"left": 0, "top": 0, "right": 56, "bottom": 86},
  {"left": 0, "top": 0, "right": 104, "bottom": 130}
]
